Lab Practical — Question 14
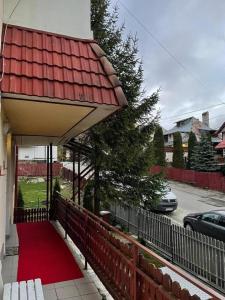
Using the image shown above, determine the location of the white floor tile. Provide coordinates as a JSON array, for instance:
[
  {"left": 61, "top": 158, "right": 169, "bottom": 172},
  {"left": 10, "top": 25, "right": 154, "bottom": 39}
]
[
  {"left": 43, "top": 288, "right": 58, "bottom": 300},
  {"left": 43, "top": 283, "right": 55, "bottom": 290},
  {"left": 81, "top": 293, "right": 102, "bottom": 300},
  {"left": 56, "top": 285, "right": 80, "bottom": 299},
  {"left": 54, "top": 280, "right": 76, "bottom": 288},
  {"left": 77, "top": 283, "right": 98, "bottom": 296},
  {"left": 74, "top": 277, "right": 93, "bottom": 286}
]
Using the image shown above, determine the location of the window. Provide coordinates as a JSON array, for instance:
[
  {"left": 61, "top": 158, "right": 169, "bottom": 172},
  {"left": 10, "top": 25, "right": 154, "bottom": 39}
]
[
  {"left": 218, "top": 217, "right": 225, "bottom": 228},
  {"left": 201, "top": 213, "right": 220, "bottom": 224}
]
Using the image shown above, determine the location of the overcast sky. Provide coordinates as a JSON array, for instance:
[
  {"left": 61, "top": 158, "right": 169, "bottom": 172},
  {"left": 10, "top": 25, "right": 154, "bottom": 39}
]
[{"left": 110, "top": 0, "right": 225, "bottom": 130}]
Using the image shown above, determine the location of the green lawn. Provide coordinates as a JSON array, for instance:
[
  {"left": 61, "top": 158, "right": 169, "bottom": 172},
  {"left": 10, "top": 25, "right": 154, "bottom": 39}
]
[
  {"left": 19, "top": 180, "right": 47, "bottom": 208},
  {"left": 19, "top": 178, "right": 73, "bottom": 208}
]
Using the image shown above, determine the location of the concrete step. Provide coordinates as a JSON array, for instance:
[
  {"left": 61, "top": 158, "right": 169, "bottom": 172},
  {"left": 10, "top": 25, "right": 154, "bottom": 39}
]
[{"left": 5, "top": 225, "right": 19, "bottom": 256}]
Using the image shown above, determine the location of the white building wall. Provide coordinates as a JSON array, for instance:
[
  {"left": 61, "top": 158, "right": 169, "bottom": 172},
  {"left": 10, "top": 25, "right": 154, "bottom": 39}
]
[
  {"left": 0, "top": 106, "right": 7, "bottom": 296},
  {"left": 0, "top": 0, "right": 6, "bottom": 295},
  {"left": 166, "top": 151, "right": 188, "bottom": 163},
  {"left": 19, "top": 146, "right": 58, "bottom": 161},
  {"left": 4, "top": 0, "right": 93, "bottom": 39}
]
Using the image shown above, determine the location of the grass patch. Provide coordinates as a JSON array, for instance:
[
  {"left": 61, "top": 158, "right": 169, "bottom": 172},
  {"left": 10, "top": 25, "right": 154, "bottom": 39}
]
[
  {"left": 19, "top": 180, "right": 46, "bottom": 208},
  {"left": 142, "top": 251, "right": 164, "bottom": 268},
  {"left": 59, "top": 180, "right": 72, "bottom": 200},
  {"left": 19, "top": 178, "right": 73, "bottom": 208}
]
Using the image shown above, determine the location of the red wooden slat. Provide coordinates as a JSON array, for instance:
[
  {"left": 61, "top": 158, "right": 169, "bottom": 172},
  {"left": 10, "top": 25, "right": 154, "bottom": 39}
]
[
  {"left": 14, "top": 207, "right": 48, "bottom": 223},
  {"left": 53, "top": 195, "right": 220, "bottom": 300}
]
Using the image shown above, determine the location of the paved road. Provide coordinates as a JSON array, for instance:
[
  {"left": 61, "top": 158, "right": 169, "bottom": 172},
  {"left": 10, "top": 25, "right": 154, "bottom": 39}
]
[{"left": 167, "top": 181, "right": 225, "bottom": 225}]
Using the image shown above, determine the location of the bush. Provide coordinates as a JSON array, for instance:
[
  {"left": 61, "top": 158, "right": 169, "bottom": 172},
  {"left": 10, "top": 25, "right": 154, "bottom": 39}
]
[
  {"left": 220, "top": 165, "right": 225, "bottom": 176},
  {"left": 18, "top": 186, "right": 24, "bottom": 208},
  {"left": 172, "top": 132, "right": 184, "bottom": 168},
  {"left": 83, "top": 180, "right": 94, "bottom": 212},
  {"left": 53, "top": 177, "right": 61, "bottom": 197}
]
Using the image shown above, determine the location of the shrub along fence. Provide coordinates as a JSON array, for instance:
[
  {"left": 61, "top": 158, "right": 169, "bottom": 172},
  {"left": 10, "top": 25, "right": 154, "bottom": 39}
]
[
  {"left": 150, "top": 166, "right": 225, "bottom": 192},
  {"left": 110, "top": 203, "right": 225, "bottom": 294}
]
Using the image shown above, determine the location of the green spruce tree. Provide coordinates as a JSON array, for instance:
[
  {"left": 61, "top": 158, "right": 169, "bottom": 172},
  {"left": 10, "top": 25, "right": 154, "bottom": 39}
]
[
  {"left": 172, "top": 132, "right": 184, "bottom": 168},
  {"left": 153, "top": 126, "right": 166, "bottom": 166},
  {"left": 53, "top": 177, "right": 61, "bottom": 197},
  {"left": 18, "top": 186, "right": 24, "bottom": 208},
  {"left": 190, "top": 134, "right": 218, "bottom": 172},
  {"left": 81, "top": 0, "right": 165, "bottom": 213},
  {"left": 186, "top": 132, "right": 197, "bottom": 169},
  {"left": 83, "top": 180, "right": 94, "bottom": 212}
]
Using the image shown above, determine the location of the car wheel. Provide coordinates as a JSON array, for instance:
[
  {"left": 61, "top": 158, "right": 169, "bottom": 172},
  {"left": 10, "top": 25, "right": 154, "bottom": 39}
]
[{"left": 185, "top": 223, "right": 193, "bottom": 231}]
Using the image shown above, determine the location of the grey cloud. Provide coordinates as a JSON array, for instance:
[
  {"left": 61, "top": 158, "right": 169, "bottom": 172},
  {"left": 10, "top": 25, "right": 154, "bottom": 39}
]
[{"left": 111, "top": 0, "right": 225, "bottom": 129}]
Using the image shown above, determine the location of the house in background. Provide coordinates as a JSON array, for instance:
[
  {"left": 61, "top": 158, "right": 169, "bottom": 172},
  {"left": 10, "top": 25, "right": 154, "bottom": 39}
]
[
  {"left": 214, "top": 122, "right": 225, "bottom": 164},
  {"left": 163, "top": 111, "right": 217, "bottom": 163},
  {"left": 18, "top": 146, "right": 58, "bottom": 162}
]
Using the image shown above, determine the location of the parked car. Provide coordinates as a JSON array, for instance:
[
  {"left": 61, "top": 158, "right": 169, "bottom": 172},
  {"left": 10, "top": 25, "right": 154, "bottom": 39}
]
[
  {"left": 153, "top": 185, "right": 178, "bottom": 213},
  {"left": 183, "top": 210, "right": 225, "bottom": 242}
]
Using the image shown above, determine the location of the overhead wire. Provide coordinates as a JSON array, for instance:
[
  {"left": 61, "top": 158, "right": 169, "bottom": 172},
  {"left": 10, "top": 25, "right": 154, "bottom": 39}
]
[
  {"left": 161, "top": 102, "right": 225, "bottom": 121},
  {"left": 117, "top": 0, "right": 209, "bottom": 90},
  {"left": 116, "top": 0, "right": 225, "bottom": 124}
]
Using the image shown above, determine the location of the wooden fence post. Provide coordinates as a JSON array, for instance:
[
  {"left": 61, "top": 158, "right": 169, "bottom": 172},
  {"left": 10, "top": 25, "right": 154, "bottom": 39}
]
[
  {"left": 65, "top": 202, "right": 69, "bottom": 239},
  {"left": 137, "top": 209, "right": 140, "bottom": 239},
  {"left": 84, "top": 212, "right": 88, "bottom": 270},
  {"left": 132, "top": 244, "right": 138, "bottom": 300},
  {"left": 127, "top": 205, "right": 130, "bottom": 232}
]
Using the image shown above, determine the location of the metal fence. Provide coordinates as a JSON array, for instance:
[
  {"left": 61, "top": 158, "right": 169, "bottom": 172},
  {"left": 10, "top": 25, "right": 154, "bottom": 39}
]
[{"left": 110, "top": 203, "right": 225, "bottom": 293}]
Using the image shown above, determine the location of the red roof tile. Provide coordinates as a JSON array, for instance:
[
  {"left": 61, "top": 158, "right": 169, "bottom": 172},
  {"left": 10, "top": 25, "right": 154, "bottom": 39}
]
[
  {"left": 215, "top": 140, "right": 225, "bottom": 149},
  {"left": 1, "top": 25, "right": 127, "bottom": 107}
]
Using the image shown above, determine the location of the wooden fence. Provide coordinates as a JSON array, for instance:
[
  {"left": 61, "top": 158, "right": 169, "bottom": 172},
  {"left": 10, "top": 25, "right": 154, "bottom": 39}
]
[
  {"left": 61, "top": 167, "right": 86, "bottom": 186},
  {"left": 111, "top": 204, "right": 225, "bottom": 294},
  {"left": 14, "top": 208, "right": 48, "bottom": 223},
  {"left": 18, "top": 162, "right": 62, "bottom": 177},
  {"left": 150, "top": 166, "right": 225, "bottom": 192},
  {"left": 54, "top": 195, "right": 221, "bottom": 300}
]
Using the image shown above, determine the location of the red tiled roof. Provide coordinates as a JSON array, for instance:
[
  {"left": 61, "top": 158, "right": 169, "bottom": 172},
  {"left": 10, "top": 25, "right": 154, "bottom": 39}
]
[
  {"left": 0, "top": 25, "right": 127, "bottom": 107},
  {"left": 215, "top": 140, "right": 225, "bottom": 149}
]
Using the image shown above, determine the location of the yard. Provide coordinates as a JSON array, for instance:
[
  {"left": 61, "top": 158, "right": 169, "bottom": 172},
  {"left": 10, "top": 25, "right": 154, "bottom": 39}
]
[{"left": 19, "top": 178, "right": 73, "bottom": 208}]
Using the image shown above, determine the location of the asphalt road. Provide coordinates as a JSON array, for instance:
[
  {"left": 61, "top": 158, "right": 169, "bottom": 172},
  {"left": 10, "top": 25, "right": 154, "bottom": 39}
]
[{"left": 167, "top": 181, "right": 225, "bottom": 225}]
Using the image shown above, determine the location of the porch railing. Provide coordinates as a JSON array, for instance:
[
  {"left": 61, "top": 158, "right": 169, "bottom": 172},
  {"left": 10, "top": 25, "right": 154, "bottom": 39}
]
[
  {"left": 110, "top": 203, "right": 225, "bottom": 294},
  {"left": 54, "top": 195, "right": 222, "bottom": 300},
  {"left": 14, "top": 207, "right": 48, "bottom": 223}
]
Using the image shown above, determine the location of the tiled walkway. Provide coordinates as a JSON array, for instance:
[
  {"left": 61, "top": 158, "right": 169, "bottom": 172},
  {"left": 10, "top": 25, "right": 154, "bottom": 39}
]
[{"left": 2, "top": 222, "right": 114, "bottom": 300}]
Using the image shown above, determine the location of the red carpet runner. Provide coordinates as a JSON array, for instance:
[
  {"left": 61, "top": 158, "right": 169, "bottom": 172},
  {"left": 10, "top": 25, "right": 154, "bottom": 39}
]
[{"left": 17, "top": 222, "right": 83, "bottom": 284}]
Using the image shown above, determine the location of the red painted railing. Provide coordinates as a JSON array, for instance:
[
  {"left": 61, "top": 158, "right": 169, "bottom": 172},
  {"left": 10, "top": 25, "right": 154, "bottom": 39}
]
[
  {"left": 54, "top": 195, "right": 222, "bottom": 300},
  {"left": 14, "top": 207, "right": 48, "bottom": 223},
  {"left": 151, "top": 166, "right": 225, "bottom": 192}
]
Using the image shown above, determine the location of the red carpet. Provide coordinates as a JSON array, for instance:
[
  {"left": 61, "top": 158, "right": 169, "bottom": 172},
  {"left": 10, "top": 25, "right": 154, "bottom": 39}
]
[{"left": 17, "top": 222, "right": 83, "bottom": 284}]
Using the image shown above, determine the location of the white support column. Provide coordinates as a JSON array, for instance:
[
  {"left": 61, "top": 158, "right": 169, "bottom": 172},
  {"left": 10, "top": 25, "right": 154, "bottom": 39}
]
[{"left": 6, "top": 134, "right": 15, "bottom": 237}]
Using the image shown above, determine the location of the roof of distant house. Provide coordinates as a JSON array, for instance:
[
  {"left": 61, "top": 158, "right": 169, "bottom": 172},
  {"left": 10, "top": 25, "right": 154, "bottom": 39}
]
[
  {"left": 165, "top": 122, "right": 192, "bottom": 135},
  {"left": 215, "top": 140, "right": 225, "bottom": 149},
  {"left": 0, "top": 24, "right": 127, "bottom": 107},
  {"left": 164, "top": 116, "right": 214, "bottom": 136}
]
